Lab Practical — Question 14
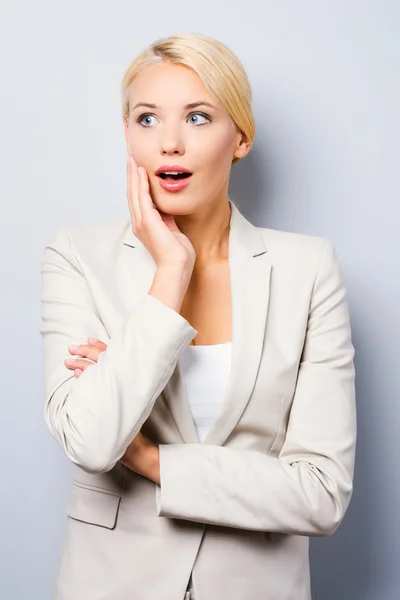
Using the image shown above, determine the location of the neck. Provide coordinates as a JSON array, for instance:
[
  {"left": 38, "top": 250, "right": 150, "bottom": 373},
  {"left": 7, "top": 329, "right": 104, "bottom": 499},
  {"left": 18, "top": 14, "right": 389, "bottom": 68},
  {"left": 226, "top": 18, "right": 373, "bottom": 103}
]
[{"left": 174, "top": 199, "right": 232, "bottom": 264}]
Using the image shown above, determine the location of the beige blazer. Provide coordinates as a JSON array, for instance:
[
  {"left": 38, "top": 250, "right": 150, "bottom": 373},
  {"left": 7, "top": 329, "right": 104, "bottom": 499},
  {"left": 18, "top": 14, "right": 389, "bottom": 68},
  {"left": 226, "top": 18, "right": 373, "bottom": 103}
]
[{"left": 40, "top": 200, "right": 356, "bottom": 600}]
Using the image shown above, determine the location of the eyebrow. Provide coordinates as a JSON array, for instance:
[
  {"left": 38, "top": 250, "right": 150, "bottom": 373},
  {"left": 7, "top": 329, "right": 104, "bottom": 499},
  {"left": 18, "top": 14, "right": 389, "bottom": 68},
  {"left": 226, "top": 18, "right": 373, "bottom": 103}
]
[{"left": 131, "top": 101, "right": 217, "bottom": 111}]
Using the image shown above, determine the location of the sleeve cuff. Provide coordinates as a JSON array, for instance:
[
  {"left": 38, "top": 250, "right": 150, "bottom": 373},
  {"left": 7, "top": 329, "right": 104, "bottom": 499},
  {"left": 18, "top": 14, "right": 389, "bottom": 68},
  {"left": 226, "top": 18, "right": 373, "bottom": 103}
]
[
  {"left": 155, "top": 443, "right": 195, "bottom": 519},
  {"left": 140, "top": 293, "right": 198, "bottom": 350}
]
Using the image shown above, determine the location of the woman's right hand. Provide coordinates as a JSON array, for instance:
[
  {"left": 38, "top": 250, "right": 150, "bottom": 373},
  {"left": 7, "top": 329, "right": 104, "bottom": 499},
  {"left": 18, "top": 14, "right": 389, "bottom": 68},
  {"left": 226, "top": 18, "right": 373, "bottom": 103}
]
[{"left": 127, "top": 154, "right": 196, "bottom": 270}]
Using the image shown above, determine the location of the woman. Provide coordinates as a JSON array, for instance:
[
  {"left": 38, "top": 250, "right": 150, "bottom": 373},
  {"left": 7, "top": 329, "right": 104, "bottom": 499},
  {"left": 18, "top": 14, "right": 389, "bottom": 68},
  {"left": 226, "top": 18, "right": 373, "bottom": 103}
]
[{"left": 40, "top": 33, "right": 356, "bottom": 600}]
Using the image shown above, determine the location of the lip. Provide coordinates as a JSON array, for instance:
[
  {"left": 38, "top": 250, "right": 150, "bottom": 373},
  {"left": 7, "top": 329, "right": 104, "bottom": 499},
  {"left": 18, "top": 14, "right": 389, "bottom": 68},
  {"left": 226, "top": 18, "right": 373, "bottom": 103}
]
[
  {"left": 155, "top": 164, "right": 192, "bottom": 175},
  {"left": 157, "top": 175, "right": 192, "bottom": 193}
]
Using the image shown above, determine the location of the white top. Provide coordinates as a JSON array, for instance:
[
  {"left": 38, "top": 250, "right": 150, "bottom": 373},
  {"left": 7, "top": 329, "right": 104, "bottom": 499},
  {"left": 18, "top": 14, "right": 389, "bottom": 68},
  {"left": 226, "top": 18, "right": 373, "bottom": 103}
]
[{"left": 179, "top": 342, "right": 232, "bottom": 443}]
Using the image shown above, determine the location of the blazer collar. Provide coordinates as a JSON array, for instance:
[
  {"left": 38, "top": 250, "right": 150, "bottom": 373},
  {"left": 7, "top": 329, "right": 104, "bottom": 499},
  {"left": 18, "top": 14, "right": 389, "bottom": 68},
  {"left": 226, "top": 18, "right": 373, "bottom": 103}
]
[
  {"left": 121, "top": 199, "right": 272, "bottom": 446},
  {"left": 122, "top": 199, "right": 265, "bottom": 259}
]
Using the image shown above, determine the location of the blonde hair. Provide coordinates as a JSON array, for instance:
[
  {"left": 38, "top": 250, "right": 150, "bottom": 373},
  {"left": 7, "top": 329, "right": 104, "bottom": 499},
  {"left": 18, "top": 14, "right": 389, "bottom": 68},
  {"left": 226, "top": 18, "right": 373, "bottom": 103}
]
[{"left": 121, "top": 33, "right": 255, "bottom": 165}]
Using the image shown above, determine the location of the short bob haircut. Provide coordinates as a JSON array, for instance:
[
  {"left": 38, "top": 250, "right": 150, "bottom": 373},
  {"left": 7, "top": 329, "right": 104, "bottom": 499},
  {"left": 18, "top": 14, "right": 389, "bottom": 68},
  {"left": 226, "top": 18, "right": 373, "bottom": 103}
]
[{"left": 121, "top": 32, "right": 256, "bottom": 166}]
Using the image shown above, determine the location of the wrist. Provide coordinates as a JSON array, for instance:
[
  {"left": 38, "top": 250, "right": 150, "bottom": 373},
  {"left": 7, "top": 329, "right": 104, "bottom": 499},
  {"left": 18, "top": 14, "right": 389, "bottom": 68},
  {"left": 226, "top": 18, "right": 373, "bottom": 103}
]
[
  {"left": 147, "top": 445, "right": 160, "bottom": 485},
  {"left": 149, "top": 268, "right": 191, "bottom": 312}
]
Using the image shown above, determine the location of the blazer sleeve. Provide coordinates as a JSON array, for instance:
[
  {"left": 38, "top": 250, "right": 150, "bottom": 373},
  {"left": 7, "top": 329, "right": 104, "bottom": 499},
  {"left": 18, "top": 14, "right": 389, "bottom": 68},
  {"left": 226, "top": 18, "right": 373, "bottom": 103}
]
[
  {"left": 40, "top": 227, "right": 197, "bottom": 474},
  {"left": 155, "top": 239, "right": 357, "bottom": 537}
]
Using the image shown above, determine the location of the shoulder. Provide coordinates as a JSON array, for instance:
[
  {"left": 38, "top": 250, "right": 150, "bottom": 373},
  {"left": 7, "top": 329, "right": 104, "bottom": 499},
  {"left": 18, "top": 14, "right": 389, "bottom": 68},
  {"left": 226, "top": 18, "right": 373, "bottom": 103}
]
[
  {"left": 44, "top": 218, "right": 131, "bottom": 259},
  {"left": 257, "top": 225, "right": 330, "bottom": 261},
  {"left": 254, "top": 225, "right": 342, "bottom": 289}
]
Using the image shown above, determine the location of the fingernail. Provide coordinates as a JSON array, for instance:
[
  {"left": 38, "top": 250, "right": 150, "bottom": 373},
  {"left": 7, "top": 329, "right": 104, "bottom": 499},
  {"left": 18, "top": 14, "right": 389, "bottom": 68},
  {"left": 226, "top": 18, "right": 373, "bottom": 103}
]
[
  {"left": 68, "top": 345, "right": 79, "bottom": 352},
  {"left": 88, "top": 337, "right": 98, "bottom": 344},
  {"left": 127, "top": 155, "right": 131, "bottom": 166}
]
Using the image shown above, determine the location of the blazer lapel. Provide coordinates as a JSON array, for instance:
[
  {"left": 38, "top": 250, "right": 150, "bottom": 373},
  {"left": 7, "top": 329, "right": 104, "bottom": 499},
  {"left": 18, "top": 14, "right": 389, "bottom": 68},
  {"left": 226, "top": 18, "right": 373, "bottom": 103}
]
[
  {"left": 119, "top": 227, "right": 157, "bottom": 304},
  {"left": 201, "top": 201, "right": 271, "bottom": 446},
  {"left": 119, "top": 200, "right": 272, "bottom": 447}
]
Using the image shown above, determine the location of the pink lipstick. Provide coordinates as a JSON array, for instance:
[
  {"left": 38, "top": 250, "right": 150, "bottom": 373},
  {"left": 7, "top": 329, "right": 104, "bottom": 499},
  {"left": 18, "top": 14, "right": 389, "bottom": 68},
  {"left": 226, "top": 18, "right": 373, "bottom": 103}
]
[{"left": 155, "top": 165, "right": 193, "bottom": 193}]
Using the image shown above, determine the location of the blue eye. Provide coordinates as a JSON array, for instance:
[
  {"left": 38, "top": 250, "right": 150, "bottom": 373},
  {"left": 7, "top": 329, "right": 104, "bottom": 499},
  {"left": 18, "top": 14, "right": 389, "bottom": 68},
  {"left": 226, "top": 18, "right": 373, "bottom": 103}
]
[
  {"left": 138, "top": 114, "right": 158, "bottom": 127},
  {"left": 136, "top": 112, "right": 211, "bottom": 128},
  {"left": 188, "top": 113, "right": 210, "bottom": 125}
]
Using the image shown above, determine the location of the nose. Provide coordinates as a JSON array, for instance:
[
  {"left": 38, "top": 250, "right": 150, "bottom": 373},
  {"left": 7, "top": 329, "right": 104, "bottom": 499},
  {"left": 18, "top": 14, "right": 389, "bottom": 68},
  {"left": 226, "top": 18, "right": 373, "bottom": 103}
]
[{"left": 159, "top": 124, "right": 185, "bottom": 156}]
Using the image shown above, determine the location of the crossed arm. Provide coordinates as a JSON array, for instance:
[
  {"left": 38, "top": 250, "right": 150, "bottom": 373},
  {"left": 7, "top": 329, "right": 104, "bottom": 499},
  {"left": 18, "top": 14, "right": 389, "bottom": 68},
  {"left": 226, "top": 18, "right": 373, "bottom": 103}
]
[{"left": 41, "top": 228, "right": 356, "bottom": 536}]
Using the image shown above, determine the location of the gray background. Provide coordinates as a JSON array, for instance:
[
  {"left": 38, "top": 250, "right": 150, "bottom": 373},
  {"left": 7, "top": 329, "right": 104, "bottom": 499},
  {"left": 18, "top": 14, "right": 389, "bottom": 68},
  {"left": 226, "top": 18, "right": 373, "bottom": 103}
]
[{"left": 1, "top": 1, "right": 399, "bottom": 599}]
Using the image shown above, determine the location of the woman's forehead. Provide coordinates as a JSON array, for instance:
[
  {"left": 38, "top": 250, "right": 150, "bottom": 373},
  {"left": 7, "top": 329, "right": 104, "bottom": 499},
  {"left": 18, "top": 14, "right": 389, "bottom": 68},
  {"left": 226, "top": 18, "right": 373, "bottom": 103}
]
[{"left": 129, "top": 63, "right": 218, "bottom": 107}]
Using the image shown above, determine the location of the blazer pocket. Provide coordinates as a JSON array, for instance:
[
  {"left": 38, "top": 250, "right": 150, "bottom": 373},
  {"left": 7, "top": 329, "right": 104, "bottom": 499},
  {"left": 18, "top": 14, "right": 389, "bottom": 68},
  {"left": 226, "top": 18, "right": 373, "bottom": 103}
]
[{"left": 66, "top": 481, "right": 121, "bottom": 530}]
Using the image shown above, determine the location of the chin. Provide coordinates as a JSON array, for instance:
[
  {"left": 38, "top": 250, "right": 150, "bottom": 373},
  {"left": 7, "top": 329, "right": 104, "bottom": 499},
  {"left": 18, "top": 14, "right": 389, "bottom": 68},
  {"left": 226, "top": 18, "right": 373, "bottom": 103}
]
[{"left": 152, "top": 192, "right": 198, "bottom": 216}]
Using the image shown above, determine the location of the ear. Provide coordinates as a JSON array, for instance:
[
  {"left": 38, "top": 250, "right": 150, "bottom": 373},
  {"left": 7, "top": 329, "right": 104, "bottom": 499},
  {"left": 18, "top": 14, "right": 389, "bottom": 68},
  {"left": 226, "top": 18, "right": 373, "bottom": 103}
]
[
  {"left": 123, "top": 116, "right": 129, "bottom": 151},
  {"left": 233, "top": 130, "right": 251, "bottom": 160}
]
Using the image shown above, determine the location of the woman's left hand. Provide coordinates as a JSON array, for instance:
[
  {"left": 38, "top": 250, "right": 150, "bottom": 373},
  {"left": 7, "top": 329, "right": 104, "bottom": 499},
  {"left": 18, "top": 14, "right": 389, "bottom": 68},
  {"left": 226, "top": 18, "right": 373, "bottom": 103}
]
[
  {"left": 64, "top": 338, "right": 160, "bottom": 484},
  {"left": 65, "top": 336, "right": 107, "bottom": 377}
]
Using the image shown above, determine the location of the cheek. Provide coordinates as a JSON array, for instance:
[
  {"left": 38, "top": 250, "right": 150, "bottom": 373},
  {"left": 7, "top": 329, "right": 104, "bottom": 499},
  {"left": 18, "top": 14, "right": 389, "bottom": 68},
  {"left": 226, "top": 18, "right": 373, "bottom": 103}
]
[
  {"left": 127, "top": 132, "right": 152, "bottom": 165},
  {"left": 201, "top": 126, "right": 235, "bottom": 161},
  {"left": 195, "top": 136, "right": 234, "bottom": 179}
]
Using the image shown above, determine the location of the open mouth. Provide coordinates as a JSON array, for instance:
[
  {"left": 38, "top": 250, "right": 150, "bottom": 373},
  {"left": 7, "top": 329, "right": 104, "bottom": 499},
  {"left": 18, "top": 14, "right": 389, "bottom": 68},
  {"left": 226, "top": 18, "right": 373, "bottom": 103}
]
[{"left": 157, "top": 172, "right": 192, "bottom": 181}]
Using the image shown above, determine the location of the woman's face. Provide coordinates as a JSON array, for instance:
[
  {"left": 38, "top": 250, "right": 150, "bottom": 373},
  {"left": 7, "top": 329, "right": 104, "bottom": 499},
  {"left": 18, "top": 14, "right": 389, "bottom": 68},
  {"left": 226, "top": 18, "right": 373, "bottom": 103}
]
[{"left": 124, "top": 62, "right": 250, "bottom": 215}]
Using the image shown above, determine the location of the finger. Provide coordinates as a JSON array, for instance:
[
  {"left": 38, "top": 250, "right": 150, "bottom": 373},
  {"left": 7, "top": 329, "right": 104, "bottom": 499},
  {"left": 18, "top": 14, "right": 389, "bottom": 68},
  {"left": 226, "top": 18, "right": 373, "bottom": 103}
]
[
  {"left": 138, "top": 166, "right": 156, "bottom": 218},
  {"left": 87, "top": 337, "right": 107, "bottom": 351},
  {"left": 127, "top": 154, "right": 141, "bottom": 228},
  {"left": 74, "top": 368, "right": 83, "bottom": 378},
  {"left": 68, "top": 344, "right": 103, "bottom": 362},
  {"left": 65, "top": 357, "right": 96, "bottom": 371},
  {"left": 65, "top": 355, "right": 96, "bottom": 365}
]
